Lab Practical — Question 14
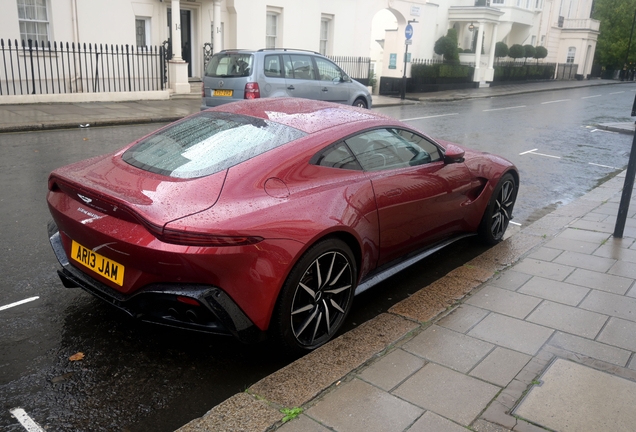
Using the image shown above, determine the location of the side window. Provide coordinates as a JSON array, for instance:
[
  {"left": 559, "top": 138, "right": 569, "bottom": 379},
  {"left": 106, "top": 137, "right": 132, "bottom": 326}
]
[
  {"left": 391, "top": 129, "right": 442, "bottom": 163},
  {"left": 288, "top": 54, "right": 316, "bottom": 80},
  {"left": 345, "top": 129, "right": 442, "bottom": 171},
  {"left": 312, "top": 143, "right": 362, "bottom": 170},
  {"left": 264, "top": 55, "right": 283, "bottom": 77},
  {"left": 314, "top": 57, "right": 342, "bottom": 82}
]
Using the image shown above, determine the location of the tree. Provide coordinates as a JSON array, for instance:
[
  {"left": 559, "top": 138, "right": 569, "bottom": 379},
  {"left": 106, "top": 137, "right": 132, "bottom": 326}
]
[
  {"left": 509, "top": 44, "right": 525, "bottom": 61},
  {"left": 592, "top": 0, "right": 636, "bottom": 69},
  {"left": 495, "top": 42, "right": 509, "bottom": 63},
  {"left": 433, "top": 28, "right": 459, "bottom": 62},
  {"left": 534, "top": 46, "right": 548, "bottom": 64},
  {"left": 523, "top": 45, "right": 536, "bottom": 64}
]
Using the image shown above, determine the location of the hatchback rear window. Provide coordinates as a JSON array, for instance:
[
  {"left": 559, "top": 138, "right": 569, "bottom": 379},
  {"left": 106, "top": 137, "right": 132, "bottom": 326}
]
[
  {"left": 205, "top": 53, "right": 253, "bottom": 77},
  {"left": 122, "top": 112, "right": 306, "bottom": 179}
]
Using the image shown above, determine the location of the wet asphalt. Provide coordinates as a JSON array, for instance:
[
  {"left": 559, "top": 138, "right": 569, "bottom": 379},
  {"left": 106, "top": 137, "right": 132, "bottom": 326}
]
[{"left": 1, "top": 83, "right": 635, "bottom": 431}]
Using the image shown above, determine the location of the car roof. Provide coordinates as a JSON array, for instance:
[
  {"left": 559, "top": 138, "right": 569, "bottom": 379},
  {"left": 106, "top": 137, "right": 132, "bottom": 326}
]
[
  {"left": 208, "top": 98, "right": 394, "bottom": 134},
  {"left": 217, "top": 48, "right": 322, "bottom": 55}
]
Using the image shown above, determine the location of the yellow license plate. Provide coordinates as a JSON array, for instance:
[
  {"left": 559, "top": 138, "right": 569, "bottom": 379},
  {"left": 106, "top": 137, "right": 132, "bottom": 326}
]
[
  {"left": 213, "top": 89, "right": 233, "bottom": 97},
  {"left": 71, "top": 240, "right": 125, "bottom": 286}
]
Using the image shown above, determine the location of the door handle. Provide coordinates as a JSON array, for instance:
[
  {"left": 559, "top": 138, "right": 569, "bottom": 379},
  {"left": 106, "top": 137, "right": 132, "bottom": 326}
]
[
  {"left": 322, "top": 87, "right": 328, "bottom": 92},
  {"left": 287, "top": 85, "right": 295, "bottom": 90},
  {"left": 385, "top": 188, "right": 402, "bottom": 197}
]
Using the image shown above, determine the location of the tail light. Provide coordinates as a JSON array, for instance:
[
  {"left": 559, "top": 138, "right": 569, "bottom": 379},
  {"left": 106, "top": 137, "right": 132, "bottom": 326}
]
[
  {"left": 157, "top": 227, "right": 263, "bottom": 247},
  {"left": 244, "top": 82, "right": 260, "bottom": 99}
]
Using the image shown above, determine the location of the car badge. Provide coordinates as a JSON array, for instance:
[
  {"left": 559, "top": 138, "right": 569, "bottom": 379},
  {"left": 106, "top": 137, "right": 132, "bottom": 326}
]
[
  {"left": 219, "top": 80, "right": 224, "bottom": 88},
  {"left": 78, "top": 194, "right": 92, "bottom": 204}
]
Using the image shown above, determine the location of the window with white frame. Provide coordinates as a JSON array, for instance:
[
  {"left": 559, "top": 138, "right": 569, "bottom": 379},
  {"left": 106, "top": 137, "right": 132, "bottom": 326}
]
[
  {"left": 566, "top": 47, "right": 576, "bottom": 63},
  {"left": 17, "top": 0, "right": 49, "bottom": 44},
  {"left": 492, "top": 0, "right": 504, "bottom": 4},
  {"left": 320, "top": 15, "right": 333, "bottom": 56},
  {"left": 266, "top": 12, "right": 278, "bottom": 48},
  {"left": 320, "top": 19, "right": 329, "bottom": 55},
  {"left": 135, "top": 18, "right": 151, "bottom": 47}
]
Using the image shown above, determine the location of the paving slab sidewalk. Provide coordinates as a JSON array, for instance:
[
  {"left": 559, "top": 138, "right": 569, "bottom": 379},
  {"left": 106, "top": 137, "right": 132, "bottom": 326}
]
[{"left": 178, "top": 169, "right": 636, "bottom": 432}]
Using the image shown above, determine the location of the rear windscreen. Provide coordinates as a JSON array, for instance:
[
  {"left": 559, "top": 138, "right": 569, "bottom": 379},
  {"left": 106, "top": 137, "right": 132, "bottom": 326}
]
[
  {"left": 204, "top": 53, "right": 254, "bottom": 77},
  {"left": 122, "top": 111, "right": 306, "bottom": 179}
]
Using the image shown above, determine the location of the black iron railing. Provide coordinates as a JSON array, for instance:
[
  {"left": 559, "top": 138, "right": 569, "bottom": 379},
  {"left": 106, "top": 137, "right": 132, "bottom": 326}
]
[
  {"left": 328, "top": 55, "right": 371, "bottom": 85},
  {"left": 0, "top": 39, "right": 166, "bottom": 96}
]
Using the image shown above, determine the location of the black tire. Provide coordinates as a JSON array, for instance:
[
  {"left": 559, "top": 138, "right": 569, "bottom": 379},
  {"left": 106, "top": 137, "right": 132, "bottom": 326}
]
[
  {"left": 353, "top": 97, "right": 368, "bottom": 109},
  {"left": 478, "top": 173, "right": 517, "bottom": 245},
  {"left": 271, "top": 238, "right": 357, "bottom": 352}
]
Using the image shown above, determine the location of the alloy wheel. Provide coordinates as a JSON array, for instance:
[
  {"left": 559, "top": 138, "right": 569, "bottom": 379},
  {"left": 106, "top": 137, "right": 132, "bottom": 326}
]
[
  {"left": 490, "top": 178, "right": 515, "bottom": 239},
  {"left": 290, "top": 250, "right": 353, "bottom": 347}
]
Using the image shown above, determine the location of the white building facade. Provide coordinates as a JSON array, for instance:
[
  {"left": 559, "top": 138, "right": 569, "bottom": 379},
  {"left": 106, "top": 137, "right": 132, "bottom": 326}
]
[{"left": 0, "top": 0, "right": 599, "bottom": 98}]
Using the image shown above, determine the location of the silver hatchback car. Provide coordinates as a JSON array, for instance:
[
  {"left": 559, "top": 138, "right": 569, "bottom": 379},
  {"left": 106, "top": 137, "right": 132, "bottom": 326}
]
[{"left": 201, "top": 49, "right": 372, "bottom": 110}]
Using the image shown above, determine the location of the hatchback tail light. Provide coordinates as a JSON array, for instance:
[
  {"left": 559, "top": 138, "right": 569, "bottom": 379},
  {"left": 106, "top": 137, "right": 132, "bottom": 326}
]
[{"left": 244, "top": 82, "right": 260, "bottom": 99}]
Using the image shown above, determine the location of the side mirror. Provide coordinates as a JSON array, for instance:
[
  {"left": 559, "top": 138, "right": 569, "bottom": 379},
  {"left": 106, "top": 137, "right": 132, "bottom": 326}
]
[{"left": 444, "top": 144, "right": 465, "bottom": 164}]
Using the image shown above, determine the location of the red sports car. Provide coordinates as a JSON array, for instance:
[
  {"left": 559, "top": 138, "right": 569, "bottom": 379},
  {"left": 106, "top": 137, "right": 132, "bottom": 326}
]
[{"left": 47, "top": 98, "right": 518, "bottom": 351}]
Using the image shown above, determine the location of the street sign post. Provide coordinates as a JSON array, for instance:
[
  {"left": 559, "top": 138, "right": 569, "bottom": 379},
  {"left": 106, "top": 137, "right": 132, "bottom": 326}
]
[
  {"left": 401, "top": 20, "right": 417, "bottom": 100},
  {"left": 614, "top": 93, "right": 636, "bottom": 237},
  {"left": 405, "top": 24, "right": 413, "bottom": 40}
]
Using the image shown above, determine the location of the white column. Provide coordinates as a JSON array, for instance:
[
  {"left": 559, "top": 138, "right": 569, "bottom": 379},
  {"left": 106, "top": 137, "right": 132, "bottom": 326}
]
[
  {"left": 485, "top": 23, "right": 498, "bottom": 82},
  {"left": 473, "top": 23, "right": 485, "bottom": 82},
  {"left": 171, "top": 0, "right": 182, "bottom": 60},
  {"left": 213, "top": 0, "right": 222, "bottom": 54},
  {"left": 168, "top": 0, "right": 189, "bottom": 93}
]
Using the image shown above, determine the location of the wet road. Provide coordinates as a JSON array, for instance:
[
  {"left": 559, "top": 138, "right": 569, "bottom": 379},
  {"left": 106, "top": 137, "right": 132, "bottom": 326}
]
[
  {"left": 376, "top": 83, "right": 636, "bottom": 225},
  {"left": 1, "top": 83, "right": 634, "bottom": 431}
]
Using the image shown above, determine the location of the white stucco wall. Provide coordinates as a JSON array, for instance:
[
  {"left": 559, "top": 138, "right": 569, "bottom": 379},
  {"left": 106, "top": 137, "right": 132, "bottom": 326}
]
[{"left": 0, "top": 0, "right": 601, "bottom": 102}]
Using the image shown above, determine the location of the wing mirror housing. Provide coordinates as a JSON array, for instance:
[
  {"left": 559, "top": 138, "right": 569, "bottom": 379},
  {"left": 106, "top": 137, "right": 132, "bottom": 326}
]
[{"left": 444, "top": 144, "right": 465, "bottom": 164}]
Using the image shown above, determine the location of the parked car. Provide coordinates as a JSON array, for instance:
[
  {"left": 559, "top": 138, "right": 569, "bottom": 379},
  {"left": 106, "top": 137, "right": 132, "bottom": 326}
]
[
  {"left": 47, "top": 98, "right": 518, "bottom": 352},
  {"left": 201, "top": 49, "right": 372, "bottom": 110}
]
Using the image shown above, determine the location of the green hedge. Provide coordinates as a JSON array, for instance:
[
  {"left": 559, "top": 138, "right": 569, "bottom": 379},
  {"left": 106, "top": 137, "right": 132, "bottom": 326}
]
[{"left": 493, "top": 64, "right": 555, "bottom": 81}]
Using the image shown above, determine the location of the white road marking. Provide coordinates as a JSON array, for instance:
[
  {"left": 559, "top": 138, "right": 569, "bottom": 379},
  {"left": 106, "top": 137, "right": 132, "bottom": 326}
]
[
  {"left": 9, "top": 408, "right": 45, "bottom": 432},
  {"left": 519, "top": 149, "right": 538, "bottom": 155},
  {"left": 582, "top": 95, "right": 602, "bottom": 99},
  {"left": 590, "top": 129, "right": 617, "bottom": 134},
  {"left": 541, "top": 99, "right": 570, "bottom": 104},
  {"left": 589, "top": 162, "right": 619, "bottom": 169},
  {"left": 510, "top": 221, "right": 522, "bottom": 226},
  {"left": 0, "top": 297, "right": 39, "bottom": 312},
  {"left": 610, "top": 91, "right": 625, "bottom": 94},
  {"left": 519, "top": 149, "right": 561, "bottom": 159},
  {"left": 400, "top": 113, "right": 459, "bottom": 121},
  {"left": 483, "top": 105, "right": 526, "bottom": 112}
]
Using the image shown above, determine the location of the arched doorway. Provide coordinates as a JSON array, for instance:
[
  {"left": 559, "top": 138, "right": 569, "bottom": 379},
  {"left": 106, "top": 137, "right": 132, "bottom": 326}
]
[{"left": 369, "top": 8, "right": 406, "bottom": 95}]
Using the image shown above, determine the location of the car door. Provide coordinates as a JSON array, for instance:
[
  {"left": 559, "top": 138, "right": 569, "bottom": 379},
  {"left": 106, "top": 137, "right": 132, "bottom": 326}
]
[
  {"left": 313, "top": 56, "right": 350, "bottom": 104},
  {"left": 261, "top": 54, "right": 289, "bottom": 98},
  {"left": 345, "top": 128, "right": 475, "bottom": 266},
  {"left": 283, "top": 54, "right": 321, "bottom": 100}
]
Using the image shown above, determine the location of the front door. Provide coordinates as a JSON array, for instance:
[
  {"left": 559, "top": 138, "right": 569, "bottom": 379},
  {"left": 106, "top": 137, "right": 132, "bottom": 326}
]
[
  {"left": 344, "top": 128, "right": 474, "bottom": 265},
  {"left": 168, "top": 8, "right": 192, "bottom": 77},
  {"left": 314, "top": 56, "right": 350, "bottom": 104}
]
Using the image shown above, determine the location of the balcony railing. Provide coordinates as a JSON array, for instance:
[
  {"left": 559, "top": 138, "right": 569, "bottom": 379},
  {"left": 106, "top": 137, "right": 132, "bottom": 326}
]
[{"left": 562, "top": 18, "right": 600, "bottom": 31}]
